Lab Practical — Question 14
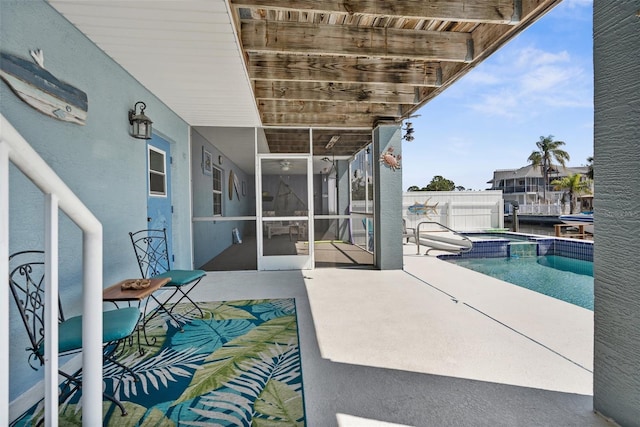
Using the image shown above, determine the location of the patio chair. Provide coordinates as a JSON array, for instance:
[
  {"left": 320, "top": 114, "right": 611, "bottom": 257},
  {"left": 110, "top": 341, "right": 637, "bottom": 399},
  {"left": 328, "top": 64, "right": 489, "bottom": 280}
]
[
  {"left": 8, "top": 250, "right": 140, "bottom": 418},
  {"left": 403, "top": 219, "right": 416, "bottom": 243},
  {"left": 128, "top": 228, "right": 205, "bottom": 329}
]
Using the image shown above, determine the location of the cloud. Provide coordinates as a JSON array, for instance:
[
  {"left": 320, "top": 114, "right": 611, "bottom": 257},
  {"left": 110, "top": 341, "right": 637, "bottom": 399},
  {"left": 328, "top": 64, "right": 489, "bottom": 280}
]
[
  {"left": 562, "top": 0, "right": 593, "bottom": 9},
  {"left": 462, "top": 45, "right": 591, "bottom": 118}
]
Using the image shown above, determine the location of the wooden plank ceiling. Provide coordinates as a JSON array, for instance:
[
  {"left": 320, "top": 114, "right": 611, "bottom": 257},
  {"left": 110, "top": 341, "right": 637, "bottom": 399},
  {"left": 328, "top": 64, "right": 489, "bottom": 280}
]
[{"left": 229, "top": 0, "right": 561, "bottom": 155}]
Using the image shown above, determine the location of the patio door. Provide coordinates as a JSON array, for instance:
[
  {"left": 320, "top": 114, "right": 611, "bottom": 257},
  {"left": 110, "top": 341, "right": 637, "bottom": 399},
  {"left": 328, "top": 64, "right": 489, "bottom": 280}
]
[
  {"left": 257, "top": 155, "right": 313, "bottom": 270},
  {"left": 147, "top": 135, "right": 173, "bottom": 265}
]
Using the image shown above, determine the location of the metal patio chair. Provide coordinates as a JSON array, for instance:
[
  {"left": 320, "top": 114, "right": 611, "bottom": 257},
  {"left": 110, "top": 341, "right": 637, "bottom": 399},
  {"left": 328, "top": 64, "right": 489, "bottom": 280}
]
[
  {"left": 8, "top": 250, "right": 140, "bottom": 419},
  {"left": 128, "top": 228, "right": 205, "bottom": 329}
]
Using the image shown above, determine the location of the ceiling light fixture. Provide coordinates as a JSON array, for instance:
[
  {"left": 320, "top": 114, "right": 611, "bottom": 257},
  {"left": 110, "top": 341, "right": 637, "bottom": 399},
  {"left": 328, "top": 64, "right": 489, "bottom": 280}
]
[
  {"left": 325, "top": 135, "right": 340, "bottom": 150},
  {"left": 280, "top": 160, "right": 291, "bottom": 171}
]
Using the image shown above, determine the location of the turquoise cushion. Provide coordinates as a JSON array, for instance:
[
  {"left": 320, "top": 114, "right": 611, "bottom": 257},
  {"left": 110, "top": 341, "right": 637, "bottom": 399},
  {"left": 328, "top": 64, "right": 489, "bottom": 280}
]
[
  {"left": 152, "top": 269, "right": 205, "bottom": 286},
  {"left": 40, "top": 307, "right": 141, "bottom": 355}
]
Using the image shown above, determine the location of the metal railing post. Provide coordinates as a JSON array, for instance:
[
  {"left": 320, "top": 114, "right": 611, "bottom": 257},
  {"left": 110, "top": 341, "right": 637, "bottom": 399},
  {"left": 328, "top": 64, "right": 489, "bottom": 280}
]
[
  {"left": 0, "top": 141, "right": 10, "bottom": 427},
  {"left": 44, "top": 194, "right": 60, "bottom": 427},
  {"left": 1, "top": 115, "right": 103, "bottom": 426}
]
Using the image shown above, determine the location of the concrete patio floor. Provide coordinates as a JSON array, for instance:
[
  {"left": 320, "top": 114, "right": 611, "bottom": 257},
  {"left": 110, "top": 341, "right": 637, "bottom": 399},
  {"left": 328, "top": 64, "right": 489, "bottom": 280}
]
[{"left": 188, "top": 244, "right": 611, "bottom": 427}]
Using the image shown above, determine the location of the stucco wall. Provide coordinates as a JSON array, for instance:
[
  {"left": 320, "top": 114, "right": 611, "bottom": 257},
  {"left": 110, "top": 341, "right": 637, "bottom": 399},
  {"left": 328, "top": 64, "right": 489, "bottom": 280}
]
[
  {"left": 373, "top": 124, "right": 404, "bottom": 269},
  {"left": 593, "top": 1, "right": 640, "bottom": 426},
  {"left": 2, "top": 1, "right": 190, "bottom": 402}
]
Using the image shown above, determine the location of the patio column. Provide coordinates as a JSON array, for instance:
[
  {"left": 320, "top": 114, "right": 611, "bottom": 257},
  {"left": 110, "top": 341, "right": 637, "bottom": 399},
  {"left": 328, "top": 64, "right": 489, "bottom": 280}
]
[
  {"left": 372, "top": 121, "right": 403, "bottom": 270},
  {"left": 593, "top": 1, "right": 640, "bottom": 426}
]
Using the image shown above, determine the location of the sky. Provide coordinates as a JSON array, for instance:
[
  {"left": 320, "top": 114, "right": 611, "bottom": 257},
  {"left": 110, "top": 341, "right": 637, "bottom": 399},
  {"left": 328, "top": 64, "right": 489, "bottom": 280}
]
[{"left": 401, "top": 0, "right": 594, "bottom": 191}]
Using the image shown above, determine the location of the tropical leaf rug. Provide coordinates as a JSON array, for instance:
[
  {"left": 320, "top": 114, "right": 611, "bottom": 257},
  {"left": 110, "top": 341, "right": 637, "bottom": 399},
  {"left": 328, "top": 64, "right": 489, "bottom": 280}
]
[{"left": 13, "top": 298, "right": 306, "bottom": 426}]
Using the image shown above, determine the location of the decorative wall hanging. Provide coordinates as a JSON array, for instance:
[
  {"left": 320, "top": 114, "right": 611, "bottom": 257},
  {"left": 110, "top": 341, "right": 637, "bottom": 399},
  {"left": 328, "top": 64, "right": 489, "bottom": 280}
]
[
  {"left": 232, "top": 171, "right": 240, "bottom": 200},
  {"left": 0, "top": 49, "right": 88, "bottom": 125},
  {"left": 380, "top": 146, "right": 401, "bottom": 171},
  {"left": 228, "top": 170, "right": 235, "bottom": 200},
  {"left": 407, "top": 198, "right": 439, "bottom": 218},
  {"left": 202, "top": 147, "right": 212, "bottom": 175}
]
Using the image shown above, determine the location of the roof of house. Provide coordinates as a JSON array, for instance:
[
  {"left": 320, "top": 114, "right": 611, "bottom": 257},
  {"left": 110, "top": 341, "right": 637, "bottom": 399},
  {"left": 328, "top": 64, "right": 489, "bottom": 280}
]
[{"left": 488, "top": 165, "right": 589, "bottom": 183}]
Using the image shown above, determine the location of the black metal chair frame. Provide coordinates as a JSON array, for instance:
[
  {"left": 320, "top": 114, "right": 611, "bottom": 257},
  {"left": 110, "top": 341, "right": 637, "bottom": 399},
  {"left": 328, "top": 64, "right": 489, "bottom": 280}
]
[
  {"left": 8, "top": 250, "right": 137, "bottom": 420},
  {"left": 128, "top": 228, "right": 204, "bottom": 333}
]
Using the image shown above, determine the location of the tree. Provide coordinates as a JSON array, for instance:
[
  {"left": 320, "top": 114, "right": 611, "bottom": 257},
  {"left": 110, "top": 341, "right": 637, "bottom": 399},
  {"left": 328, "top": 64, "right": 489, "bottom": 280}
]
[
  {"left": 586, "top": 156, "right": 594, "bottom": 180},
  {"left": 406, "top": 185, "right": 421, "bottom": 191},
  {"left": 425, "top": 175, "right": 455, "bottom": 191},
  {"left": 455, "top": 185, "right": 466, "bottom": 191},
  {"left": 551, "top": 173, "right": 592, "bottom": 214},
  {"left": 527, "top": 135, "right": 570, "bottom": 203}
]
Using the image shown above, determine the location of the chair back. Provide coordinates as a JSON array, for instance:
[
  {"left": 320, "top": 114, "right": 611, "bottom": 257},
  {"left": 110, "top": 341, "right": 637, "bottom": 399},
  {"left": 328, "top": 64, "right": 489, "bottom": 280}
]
[
  {"left": 8, "top": 250, "right": 64, "bottom": 369},
  {"left": 129, "top": 228, "right": 171, "bottom": 278}
]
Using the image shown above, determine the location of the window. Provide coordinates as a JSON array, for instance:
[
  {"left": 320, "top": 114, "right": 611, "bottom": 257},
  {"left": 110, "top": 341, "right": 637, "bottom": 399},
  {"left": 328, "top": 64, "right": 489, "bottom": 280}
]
[
  {"left": 213, "top": 166, "right": 222, "bottom": 215},
  {"left": 148, "top": 146, "right": 166, "bottom": 196}
]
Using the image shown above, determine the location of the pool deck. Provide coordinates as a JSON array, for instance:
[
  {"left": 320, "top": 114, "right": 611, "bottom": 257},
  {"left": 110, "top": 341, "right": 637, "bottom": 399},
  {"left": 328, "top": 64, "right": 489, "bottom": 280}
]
[{"left": 185, "top": 243, "right": 607, "bottom": 426}]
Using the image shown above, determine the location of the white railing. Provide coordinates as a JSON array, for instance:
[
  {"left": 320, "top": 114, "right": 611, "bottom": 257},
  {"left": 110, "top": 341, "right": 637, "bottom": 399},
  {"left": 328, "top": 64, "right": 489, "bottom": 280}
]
[
  {"left": 1, "top": 114, "right": 103, "bottom": 427},
  {"left": 506, "top": 204, "right": 563, "bottom": 216}
]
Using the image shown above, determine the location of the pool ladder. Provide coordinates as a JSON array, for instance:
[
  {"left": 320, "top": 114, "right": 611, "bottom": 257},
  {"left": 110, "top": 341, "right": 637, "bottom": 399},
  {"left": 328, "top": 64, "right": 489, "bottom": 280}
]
[{"left": 414, "top": 221, "right": 473, "bottom": 255}]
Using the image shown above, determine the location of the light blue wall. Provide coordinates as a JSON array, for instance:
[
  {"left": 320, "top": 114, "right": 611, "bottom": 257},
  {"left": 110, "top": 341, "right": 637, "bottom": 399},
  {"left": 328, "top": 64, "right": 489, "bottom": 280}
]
[
  {"left": 373, "top": 124, "right": 404, "bottom": 269},
  {"left": 2, "top": 1, "right": 191, "bottom": 401},
  {"left": 191, "top": 129, "right": 256, "bottom": 268},
  {"left": 593, "top": 1, "right": 640, "bottom": 426}
]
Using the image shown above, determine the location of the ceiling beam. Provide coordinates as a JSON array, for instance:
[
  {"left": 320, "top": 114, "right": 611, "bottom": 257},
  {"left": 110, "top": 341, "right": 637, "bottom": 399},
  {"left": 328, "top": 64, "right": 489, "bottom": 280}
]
[
  {"left": 261, "top": 112, "right": 385, "bottom": 127},
  {"left": 254, "top": 80, "right": 421, "bottom": 104},
  {"left": 241, "top": 20, "right": 473, "bottom": 62},
  {"left": 247, "top": 53, "right": 449, "bottom": 86},
  {"left": 231, "top": 0, "right": 519, "bottom": 24}
]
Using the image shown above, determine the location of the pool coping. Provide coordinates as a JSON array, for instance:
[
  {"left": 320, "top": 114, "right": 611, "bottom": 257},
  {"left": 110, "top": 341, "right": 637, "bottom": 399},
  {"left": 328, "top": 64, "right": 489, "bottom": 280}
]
[{"left": 403, "top": 243, "right": 594, "bottom": 396}]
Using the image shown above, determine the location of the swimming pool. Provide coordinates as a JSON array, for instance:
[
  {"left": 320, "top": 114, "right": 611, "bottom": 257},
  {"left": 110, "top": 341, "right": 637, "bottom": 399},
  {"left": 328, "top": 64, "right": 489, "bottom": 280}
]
[{"left": 447, "top": 255, "right": 593, "bottom": 310}]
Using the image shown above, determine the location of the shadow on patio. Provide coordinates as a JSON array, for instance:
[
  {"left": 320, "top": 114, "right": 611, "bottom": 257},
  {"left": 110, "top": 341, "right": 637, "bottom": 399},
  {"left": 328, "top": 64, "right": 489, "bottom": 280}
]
[{"left": 181, "top": 256, "right": 607, "bottom": 426}]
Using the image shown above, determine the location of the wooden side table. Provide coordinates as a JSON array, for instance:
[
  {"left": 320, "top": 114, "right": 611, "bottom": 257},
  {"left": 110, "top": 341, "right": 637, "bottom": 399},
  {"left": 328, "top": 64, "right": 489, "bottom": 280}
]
[{"left": 103, "top": 277, "right": 171, "bottom": 353}]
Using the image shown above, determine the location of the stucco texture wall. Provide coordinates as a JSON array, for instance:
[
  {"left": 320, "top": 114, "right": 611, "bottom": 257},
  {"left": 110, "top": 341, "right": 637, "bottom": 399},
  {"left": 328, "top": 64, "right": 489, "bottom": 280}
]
[
  {"left": 373, "top": 124, "right": 403, "bottom": 270},
  {"left": 2, "top": 0, "right": 190, "bottom": 402},
  {"left": 593, "top": 1, "right": 640, "bottom": 426}
]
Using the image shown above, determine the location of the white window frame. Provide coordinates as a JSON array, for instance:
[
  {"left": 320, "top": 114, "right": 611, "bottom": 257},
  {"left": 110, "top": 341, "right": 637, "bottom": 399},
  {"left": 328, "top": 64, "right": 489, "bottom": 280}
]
[
  {"left": 212, "top": 165, "right": 222, "bottom": 216},
  {"left": 148, "top": 146, "right": 167, "bottom": 197}
]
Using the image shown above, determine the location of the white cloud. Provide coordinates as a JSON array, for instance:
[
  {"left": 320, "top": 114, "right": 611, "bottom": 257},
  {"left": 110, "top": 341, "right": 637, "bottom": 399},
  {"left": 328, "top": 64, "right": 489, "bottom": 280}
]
[
  {"left": 461, "top": 44, "right": 591, "bottom": 119},
  {"left": 562, "top": 0, "right": 593, "bottom": 9}
]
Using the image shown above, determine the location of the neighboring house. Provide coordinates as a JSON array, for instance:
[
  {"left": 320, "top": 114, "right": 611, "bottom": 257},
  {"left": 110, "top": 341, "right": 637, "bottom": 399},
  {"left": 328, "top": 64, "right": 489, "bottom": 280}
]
[{"left": 488, "top": 165, "right": 592, "bottom": 207}]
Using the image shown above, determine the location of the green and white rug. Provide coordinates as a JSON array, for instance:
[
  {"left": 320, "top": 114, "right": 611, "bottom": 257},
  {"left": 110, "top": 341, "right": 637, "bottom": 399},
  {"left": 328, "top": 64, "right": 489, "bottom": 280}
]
[{"left": 13, "top": 298, "right": 306, "bottom": 426}]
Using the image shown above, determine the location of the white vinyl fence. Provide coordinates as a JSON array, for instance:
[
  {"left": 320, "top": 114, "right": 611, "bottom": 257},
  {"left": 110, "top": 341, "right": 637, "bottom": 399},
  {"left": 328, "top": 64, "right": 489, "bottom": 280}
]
[{"left": 403, "top": 191, "right": 504, "bottom": 231}]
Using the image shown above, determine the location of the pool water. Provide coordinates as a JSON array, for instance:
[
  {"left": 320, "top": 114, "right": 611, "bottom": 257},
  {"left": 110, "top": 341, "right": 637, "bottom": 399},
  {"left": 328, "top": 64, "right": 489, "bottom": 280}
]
[{"left": 448, "top": 255, "right": 593, "bottom": 310}]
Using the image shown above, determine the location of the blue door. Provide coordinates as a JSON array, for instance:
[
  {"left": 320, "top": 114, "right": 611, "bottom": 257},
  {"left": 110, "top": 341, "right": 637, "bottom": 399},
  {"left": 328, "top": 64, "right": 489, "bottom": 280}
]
[{"left": 147, "top": 134, "right": 173, "bottom": 267}]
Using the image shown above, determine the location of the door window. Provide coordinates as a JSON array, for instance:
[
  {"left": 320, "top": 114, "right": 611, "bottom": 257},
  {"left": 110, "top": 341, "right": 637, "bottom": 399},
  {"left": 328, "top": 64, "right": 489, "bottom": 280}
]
[{"left": 148, "top": 146, "right": 166, "bottom": 196}]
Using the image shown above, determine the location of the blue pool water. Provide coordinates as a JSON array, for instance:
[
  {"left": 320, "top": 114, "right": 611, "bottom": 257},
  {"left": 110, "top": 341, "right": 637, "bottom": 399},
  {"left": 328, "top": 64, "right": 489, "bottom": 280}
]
[{"left": 448, "top": 255, "right": 593, "bottom": 310}]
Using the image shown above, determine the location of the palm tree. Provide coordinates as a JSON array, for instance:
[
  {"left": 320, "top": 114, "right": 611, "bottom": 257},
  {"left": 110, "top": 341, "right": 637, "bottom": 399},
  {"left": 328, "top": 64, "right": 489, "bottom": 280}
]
[
  {"left": 527, "top": 135, "right": 571, "bottom": 203},
  {"left": 586, "top": 156, "right": 594, "bottom": 180},
  {"left": 551, "top": 173, "right": 592, "bottom": 214}
]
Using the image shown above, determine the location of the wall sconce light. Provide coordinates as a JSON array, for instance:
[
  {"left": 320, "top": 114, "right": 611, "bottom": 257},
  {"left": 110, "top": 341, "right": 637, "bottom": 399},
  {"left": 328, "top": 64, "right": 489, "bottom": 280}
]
[
  {"left": 403, "top": 121, "right": 414, "bottom": 142},
  {"left": 128, "top": 101, "right": 153, "bottom": 139},
  {"left": 402, "top": 114, "right": 420, "bottom": 142}
]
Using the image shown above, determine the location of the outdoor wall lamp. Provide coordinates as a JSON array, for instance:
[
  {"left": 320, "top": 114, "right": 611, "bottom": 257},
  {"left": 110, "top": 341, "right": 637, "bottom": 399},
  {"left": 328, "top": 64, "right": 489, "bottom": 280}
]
[
  {"left": 403, "top": 121, "right": 414, "bottom": 141},
  {"left": 128, "top": 101, "right": 153, "bottom": 139},
  {"left": 402, "top": 114, "right": 420, "bottom": 142}
]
